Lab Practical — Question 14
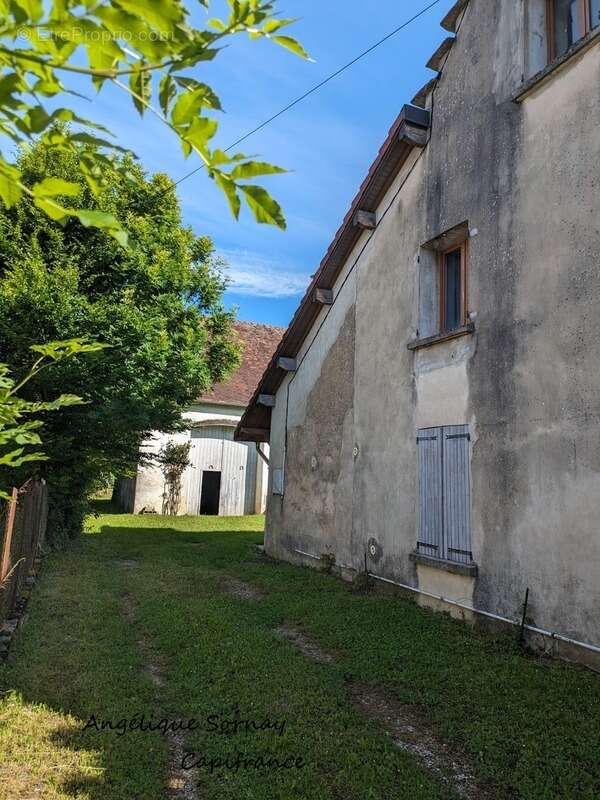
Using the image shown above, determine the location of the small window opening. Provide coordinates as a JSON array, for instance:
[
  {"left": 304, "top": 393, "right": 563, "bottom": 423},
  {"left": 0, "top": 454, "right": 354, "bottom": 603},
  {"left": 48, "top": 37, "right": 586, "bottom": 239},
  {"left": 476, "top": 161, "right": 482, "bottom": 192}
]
[
  {"left": 547, "top": 0, "right": 600, "bottom": 61},
  {"left": 440, "top": 243, "right": 467, "bottom": 333}
]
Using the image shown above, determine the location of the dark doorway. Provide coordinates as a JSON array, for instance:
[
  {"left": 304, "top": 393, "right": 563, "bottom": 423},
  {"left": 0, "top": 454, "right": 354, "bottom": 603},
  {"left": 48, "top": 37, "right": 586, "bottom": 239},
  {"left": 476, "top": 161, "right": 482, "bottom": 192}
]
[{"left": 200, "top": 471, "right": 221, "bottom": 515}]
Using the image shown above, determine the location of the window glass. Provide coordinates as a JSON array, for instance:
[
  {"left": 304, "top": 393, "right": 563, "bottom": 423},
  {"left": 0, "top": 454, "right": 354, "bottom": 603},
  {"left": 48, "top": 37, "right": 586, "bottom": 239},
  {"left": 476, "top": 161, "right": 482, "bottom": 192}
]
[
  {"left": 553, "top": 0, "right": 585, "bottom": 56},
  {"left": 591, "top": 0, "right": 600, "bottom": 30},
  {"left": 443, "top": 249, "right": 462, "bottom": 332}
]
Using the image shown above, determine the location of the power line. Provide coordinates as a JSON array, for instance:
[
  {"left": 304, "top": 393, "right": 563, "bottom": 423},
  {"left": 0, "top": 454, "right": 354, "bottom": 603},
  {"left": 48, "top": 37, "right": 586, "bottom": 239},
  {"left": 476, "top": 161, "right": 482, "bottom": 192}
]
[{"left": 160, "top": 0, "right": 443, "bottom": 196}]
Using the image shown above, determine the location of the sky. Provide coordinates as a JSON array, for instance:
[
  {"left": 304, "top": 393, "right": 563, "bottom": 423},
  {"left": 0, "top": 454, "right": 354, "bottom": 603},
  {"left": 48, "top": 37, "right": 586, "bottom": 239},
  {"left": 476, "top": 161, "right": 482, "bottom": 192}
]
[{"left": 60, "top": 0, "right": 457, "bottom": 328}]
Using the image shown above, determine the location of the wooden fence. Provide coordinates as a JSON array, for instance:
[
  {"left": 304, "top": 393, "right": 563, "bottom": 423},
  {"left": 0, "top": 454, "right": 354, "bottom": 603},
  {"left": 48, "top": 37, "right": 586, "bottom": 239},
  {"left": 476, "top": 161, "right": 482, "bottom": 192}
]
[{"left": 0, "top": 480, "right": 48, "bottom": 638}]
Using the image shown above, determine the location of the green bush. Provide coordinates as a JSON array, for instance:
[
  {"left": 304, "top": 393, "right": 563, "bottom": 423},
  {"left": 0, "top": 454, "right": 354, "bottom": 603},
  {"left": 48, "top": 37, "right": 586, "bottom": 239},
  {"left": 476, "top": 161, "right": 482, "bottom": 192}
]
[{"left": 0, "top": 139, "right": 240, "bottom": 544}]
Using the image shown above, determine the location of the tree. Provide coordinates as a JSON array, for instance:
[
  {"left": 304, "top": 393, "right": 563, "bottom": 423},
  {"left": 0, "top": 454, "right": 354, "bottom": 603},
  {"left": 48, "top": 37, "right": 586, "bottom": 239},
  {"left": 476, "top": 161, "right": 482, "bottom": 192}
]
[
  {"left": 0, "top": 1, "right": 308, "bottom": 241},
  {"left": 157, "top": 441, "right": 192, "bottom": 516},
  {"left": 0, "top": 339, "right": 105, "bottom": 498},
  {"left": 0, "top": 137, "right": 241, "bottom": 543}
]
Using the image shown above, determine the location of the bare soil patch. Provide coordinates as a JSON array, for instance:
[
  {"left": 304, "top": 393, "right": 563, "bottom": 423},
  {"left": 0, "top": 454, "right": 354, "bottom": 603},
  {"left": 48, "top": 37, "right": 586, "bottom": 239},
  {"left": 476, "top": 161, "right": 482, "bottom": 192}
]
[
  {"left": 274, "top": 625, "right": 336, "bottom": 664},
  {"left": 349, "top": 684, "right": 493, "bottom": 800},
  {"left": 120, "top": 589, "right": 199, "bottom": 800},
  {"left": 220, "top": 576, "right": 263, "bottom": 601},
  {"left": 166, "top": 730, "right": 200, "bottom": 800}
]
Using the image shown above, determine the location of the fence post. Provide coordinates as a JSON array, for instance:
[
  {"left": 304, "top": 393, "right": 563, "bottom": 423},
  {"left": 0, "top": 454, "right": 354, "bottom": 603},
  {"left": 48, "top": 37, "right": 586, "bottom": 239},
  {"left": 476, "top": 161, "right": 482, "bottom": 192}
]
[{"left": 0, "top": 487, "right": 18, "bottom": 583}]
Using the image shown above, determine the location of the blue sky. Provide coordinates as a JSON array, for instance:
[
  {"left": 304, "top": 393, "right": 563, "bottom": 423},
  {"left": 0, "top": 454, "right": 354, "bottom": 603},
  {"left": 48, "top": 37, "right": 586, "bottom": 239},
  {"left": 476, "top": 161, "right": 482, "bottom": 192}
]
[{"left": 66, "top": 0, "right": 456, "bottom": 327}]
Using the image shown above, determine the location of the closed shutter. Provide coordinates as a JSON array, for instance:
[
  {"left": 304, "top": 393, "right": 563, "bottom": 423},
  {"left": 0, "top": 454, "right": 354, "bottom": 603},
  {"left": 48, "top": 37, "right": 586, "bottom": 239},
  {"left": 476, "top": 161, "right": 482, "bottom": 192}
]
[
  {"left": 416, "top": 424, "right": 472, "bottom": 563},
  {"left": 417, "top": 428, "right": 443, "bottom": 558},
  {"left": 442, "top": 425, "right": 472, "bottom": 564}
]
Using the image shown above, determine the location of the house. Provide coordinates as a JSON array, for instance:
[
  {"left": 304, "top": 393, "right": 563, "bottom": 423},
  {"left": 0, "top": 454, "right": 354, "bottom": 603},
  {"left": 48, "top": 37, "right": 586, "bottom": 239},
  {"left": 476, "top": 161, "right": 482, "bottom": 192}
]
[
  {"left": 236, "top": 0, "right": 600, "bottom": 663},
  {"left": 115, "top": 321, "right": 284, "bottom": 516}
]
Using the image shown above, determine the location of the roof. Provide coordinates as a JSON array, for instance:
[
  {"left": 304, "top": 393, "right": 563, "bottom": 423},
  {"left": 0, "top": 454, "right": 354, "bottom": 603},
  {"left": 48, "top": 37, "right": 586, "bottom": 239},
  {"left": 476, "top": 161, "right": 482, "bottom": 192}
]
[
  {"left": 199, "top": 321, "right": 285, "bottom": 407},
  {"left": 234, "top": 1, "right": 467, "bottom": 443},
  {"left": 234, "top": 106, "right": 431, "bottom": 441}
]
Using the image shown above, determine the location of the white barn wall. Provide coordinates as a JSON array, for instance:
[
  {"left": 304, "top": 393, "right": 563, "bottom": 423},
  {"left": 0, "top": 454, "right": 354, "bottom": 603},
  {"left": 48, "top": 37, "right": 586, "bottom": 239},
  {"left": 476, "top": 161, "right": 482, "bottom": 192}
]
[{"left": 133, "top": 402, "right": 268, "bottom": 515}]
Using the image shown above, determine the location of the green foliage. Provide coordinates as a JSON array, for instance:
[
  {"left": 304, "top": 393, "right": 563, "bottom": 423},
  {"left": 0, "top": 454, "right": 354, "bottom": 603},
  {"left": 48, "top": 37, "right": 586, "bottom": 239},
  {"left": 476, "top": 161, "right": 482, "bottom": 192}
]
[
  {"left": 0, "top": 339, "right": 105, "bottom": 498},
  {"left": 0, "top": 136, "right": 241, "bottom": 542},
  {"left": 0, "top": 0, "right": 308, "bottom": 239},
  {"left": 156, "top": 440, "right": 191, "bottom": 515},
  {"left": 156, "top": 440, "right": 192, "bottom": 477}
]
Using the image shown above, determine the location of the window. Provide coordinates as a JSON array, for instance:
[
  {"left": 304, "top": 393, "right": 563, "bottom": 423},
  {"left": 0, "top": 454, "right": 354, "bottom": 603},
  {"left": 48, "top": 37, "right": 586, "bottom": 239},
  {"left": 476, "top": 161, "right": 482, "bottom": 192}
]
[
  {"left": 547, "top": 0, "right": 600, "bottom": 61},
  {"left": 416, "top": 425, "right": 473, "bottom": 565},
  {"left": 439, "top": 243, "right": 467, "bottom": 333},
  {"left": 413, "top": 223, "right": 471, "bottom": 345}
]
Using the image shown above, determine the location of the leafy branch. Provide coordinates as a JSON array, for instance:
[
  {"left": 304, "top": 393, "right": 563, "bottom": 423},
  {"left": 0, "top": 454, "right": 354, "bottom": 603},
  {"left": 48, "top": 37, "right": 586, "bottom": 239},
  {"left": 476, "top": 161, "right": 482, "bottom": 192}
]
[
  {"left": 0, "top": 339, "right": 109, "bottom": 498},
  {"left": 0, "top": 1, "right": 310, "bottom": 242}
]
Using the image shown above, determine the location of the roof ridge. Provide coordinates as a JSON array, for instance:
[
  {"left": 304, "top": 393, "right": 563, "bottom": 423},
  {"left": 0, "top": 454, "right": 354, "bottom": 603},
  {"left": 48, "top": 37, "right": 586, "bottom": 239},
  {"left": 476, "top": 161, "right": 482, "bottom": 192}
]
[
  {"left": 197, "top": 318, "right": 285, "bottom": 407},
  {"left": 234, "top": 320, "right": 286, "bottom": 331}
]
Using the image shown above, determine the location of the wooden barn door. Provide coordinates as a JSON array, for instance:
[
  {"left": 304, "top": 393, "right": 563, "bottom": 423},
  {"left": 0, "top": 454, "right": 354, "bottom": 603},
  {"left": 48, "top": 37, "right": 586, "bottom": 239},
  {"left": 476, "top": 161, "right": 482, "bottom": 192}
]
[
  {"left": 220, "top": 434, "right": 258, "bottom": 516},
  {"left": 185, "top": 427, "right": 260, "bottom": 516},
  {"left": 185, "top": 426, "right": 228, "bottom": 515}
]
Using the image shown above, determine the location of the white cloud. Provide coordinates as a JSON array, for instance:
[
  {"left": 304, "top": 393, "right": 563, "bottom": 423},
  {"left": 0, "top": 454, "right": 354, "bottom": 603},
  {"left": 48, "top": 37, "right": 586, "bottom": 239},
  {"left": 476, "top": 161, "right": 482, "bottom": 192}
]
[{"left": 221, "top": 250, "right": 311, "bottom": 299}]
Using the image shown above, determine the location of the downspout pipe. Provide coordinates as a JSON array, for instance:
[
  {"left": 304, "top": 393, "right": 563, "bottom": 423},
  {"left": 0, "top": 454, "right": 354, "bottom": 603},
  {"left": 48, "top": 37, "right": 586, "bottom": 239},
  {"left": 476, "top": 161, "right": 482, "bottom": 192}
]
[
  {"left": 293, "top": 548, "right": 600, "bottom": 656},
  {"left": 255, "top": 443, "right": 269, "bottom": 466}
]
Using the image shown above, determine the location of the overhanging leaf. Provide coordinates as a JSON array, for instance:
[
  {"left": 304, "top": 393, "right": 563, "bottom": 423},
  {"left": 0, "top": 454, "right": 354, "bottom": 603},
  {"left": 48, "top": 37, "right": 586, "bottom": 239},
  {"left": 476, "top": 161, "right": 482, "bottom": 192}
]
[
  {"left": 239, "top": 184, "right": 286, "bottom": 229},
  {"left": 33, "top": 177, "right": 81, "bottom": 197},
  {"left": 0, "top": 170, "right": 23, "bottom": 208},
  {"left": 174, "top": 77, "right": 221, "bottom": 111},
  {"left": 12, "top": 0, "right": 43, "bottom": 23},
  {"left": 69, "top": 209, "right": 129, "bottom": 248},
  {"left": 215, "top": 173, "right": 240, "bottom": 219},
  {"left": 181, "top": 116, "right": 217, "bottom": 157},
  {"left": 262, "top": 18, "right": 297, "bottom": 34},
  {"left": 207, "top": 18, "right": 226, "bottom": 32},
  {"left": 230, "top": 161, "right": 286, "bottom": 180},
  {"left": 113, "top": 0, "right": 184, "bottom": 31},
  {"left": 171, "top": 85, "right": 218, "bottom": 126},
  {"left": 159, "top": 73, "right": 176, "bottom": 115},
  {"left": 129, "top": 63, "right": 152, "bottom": 117},
  {"left": 33, "top": 196, "right": 70, "bottom": 222},
  {"left": 271, "top": 35, "right": 310, "bottom": 59}
]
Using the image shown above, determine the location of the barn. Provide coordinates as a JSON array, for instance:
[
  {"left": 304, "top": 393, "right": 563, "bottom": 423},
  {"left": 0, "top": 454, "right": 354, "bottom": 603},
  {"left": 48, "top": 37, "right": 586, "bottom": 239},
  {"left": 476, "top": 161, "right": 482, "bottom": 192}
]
[{"left": 114, "top": 321, "right": 284, "bottom": 516}]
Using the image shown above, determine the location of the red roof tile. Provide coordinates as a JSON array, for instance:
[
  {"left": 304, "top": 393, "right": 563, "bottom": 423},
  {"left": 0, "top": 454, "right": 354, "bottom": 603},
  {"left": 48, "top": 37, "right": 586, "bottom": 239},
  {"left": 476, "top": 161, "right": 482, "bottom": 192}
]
[{"left": 199, "top": 321, "right": 285, "bottom": 407}]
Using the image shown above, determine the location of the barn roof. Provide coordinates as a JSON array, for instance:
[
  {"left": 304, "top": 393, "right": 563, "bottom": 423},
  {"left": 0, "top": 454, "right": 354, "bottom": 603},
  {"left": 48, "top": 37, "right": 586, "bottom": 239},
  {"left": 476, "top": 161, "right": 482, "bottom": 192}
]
[{"left": 198, "top": 321, "right": 285, "bottom": 407}]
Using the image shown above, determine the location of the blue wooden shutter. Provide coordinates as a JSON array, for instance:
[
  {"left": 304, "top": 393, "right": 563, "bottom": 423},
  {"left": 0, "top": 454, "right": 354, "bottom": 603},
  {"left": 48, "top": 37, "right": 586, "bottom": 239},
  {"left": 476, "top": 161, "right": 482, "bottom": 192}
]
[
  {"left": 417, "top": 428, "right": 443, "bottom": 557},
  {"left": 442, "top": 424, "right": 472, "bottom": 563}
]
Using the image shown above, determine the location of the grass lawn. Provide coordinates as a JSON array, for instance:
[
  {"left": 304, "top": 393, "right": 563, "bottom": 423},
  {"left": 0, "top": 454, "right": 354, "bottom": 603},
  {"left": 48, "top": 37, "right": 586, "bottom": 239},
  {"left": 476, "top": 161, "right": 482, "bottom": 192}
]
[{"left": 0, "top": 504, "right": 599, "bottom": 799}]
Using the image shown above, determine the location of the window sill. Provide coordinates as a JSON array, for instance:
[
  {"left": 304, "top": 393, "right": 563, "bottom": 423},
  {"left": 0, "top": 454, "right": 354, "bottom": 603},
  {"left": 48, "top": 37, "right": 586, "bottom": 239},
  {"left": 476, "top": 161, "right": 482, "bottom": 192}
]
[
  {"left": 514, "top": 26, "right": 600, "bottom": 103},
  {"left": 410, "top": 551, "right": 478, "bottom": 577},
  {"left": 407, "top": 323, "right": 474, "bottom": 351}
]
